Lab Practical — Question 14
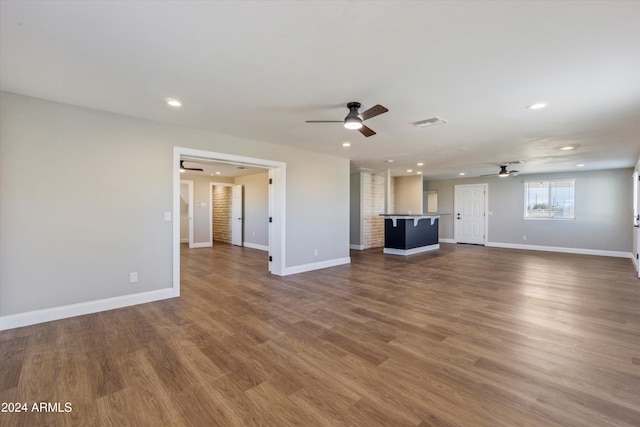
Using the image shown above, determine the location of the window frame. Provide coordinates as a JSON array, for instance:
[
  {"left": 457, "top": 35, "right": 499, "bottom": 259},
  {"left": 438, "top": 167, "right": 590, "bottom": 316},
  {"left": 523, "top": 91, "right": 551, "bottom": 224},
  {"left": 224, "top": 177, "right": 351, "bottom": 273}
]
[{"left": 523, "top": 179, "right": 576, "bottom": 220}]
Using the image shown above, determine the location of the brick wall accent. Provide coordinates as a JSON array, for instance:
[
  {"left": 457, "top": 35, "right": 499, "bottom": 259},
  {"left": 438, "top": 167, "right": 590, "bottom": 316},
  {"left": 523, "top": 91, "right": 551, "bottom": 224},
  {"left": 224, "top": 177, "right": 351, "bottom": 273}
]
[
  {"left": 212, "top": 186, "right": 231, "bottom": 243},
  {"left": 361, "top": 173, "right": 387, "bottom": 249}
]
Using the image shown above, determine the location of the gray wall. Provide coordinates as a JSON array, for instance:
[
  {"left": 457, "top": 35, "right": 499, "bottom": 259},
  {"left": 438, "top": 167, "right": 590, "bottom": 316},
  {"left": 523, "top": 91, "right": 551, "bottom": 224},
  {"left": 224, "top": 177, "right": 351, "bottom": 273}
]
[
  {"left": 424, "top": 168, "right": 634, "bottom": 253},
  {"left": 349, "top": 172, "right": 362, "bottom": 246},
  {"left": 0, "top": 92, "right": 350, "bottom": 316}
]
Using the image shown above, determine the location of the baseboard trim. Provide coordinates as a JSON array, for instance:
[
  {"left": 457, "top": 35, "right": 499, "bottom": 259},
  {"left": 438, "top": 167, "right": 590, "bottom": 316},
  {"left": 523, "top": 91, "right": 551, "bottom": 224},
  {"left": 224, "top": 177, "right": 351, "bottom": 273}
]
[
  {"left": 486, "top": 241, "right": 633, "bottom": 259},
  {"left": 384, "top": 244, "right": 440, "bottom": 256},
  {"left": 439, "top": 238, "right": 456, "bottom": 244},
  {"left": 180, "top": 238, "right": 189, "bottom": 243},
  {"left": 0, "top": 288, "right": 178, "bottom": 331},
  {"left": 243, "top": 242, "right": 269, "bottom": 251},
  {"left": 283, "top": 257, "right": 351, "bottom": 276},
  {"left": 350, "top": 244, "right": 365, "bottom": 250},
  {"left": 191, "top": 242, "right": 212, "bottom": 248}
]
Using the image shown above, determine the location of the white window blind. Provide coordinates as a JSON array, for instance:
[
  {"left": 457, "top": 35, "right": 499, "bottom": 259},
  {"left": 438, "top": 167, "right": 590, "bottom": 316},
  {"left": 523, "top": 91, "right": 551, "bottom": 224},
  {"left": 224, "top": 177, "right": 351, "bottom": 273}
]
[{"left": 524, "top": 180, "right": 575, "bottom": 219}]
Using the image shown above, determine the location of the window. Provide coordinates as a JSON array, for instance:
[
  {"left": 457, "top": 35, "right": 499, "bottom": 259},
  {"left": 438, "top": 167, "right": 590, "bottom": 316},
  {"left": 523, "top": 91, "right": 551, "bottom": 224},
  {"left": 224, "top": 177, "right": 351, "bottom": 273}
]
[{"left": 524, "top": 180, "right": 575, "bottom": 219}]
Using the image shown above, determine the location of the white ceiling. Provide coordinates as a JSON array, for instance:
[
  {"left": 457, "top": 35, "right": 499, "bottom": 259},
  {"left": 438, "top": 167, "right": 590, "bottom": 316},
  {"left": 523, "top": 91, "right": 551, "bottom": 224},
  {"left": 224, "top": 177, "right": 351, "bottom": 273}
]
[{"left": 1, "top": 1, "right": 639, "bottom": 179}]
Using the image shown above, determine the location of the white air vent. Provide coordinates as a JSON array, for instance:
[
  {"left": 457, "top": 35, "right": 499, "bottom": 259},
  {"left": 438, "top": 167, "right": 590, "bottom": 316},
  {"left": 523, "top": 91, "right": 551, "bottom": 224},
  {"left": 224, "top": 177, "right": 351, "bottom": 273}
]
[{"left": 413, "top": 117, "right": 448, "bottom": 127}]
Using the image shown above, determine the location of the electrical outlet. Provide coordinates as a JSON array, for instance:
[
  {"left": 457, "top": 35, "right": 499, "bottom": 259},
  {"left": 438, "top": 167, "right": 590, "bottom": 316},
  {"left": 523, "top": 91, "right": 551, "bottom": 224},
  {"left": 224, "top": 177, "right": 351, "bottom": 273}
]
[
  {"left": 314, "top": 249, "right": 318, "bottom": 256},
  {"left": 522, "top": 235, "right": 527, "bottom": 241},
  {"left": 129, "top": 272, "right": 138, "bottom": 283}
]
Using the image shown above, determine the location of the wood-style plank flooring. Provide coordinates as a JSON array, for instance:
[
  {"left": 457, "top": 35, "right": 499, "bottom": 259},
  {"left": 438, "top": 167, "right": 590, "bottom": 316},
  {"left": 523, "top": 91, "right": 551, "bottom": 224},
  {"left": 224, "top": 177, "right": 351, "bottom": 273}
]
[{"left": 1, "top": 243, "right": 639, "bottom": 426}]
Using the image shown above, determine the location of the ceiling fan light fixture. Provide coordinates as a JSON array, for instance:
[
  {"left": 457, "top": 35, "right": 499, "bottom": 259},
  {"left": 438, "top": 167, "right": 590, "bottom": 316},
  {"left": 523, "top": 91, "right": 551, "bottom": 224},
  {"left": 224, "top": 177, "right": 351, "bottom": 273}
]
[
  {"left": 498, "top": 166, "right": 509, "bottom": 177},
  {"left": 344, "top": 116, "right": 363, "bottom": 130}
]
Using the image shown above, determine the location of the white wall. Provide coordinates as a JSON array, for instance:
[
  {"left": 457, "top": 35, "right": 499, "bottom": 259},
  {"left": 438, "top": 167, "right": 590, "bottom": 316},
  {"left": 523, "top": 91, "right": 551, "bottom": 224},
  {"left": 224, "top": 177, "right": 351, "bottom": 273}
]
[
  {"left": 424, "top": 168, "right": 633, "bottom": 254},
  {"left": 0, "top": 92, "right": 350, "bottom": 319}
]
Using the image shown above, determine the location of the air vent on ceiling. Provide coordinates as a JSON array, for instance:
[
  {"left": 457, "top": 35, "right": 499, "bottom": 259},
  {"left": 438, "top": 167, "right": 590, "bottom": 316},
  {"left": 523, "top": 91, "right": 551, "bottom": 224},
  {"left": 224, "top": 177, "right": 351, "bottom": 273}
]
[{"left": 412, "top": 117, "right": 448, "bottom": 127}]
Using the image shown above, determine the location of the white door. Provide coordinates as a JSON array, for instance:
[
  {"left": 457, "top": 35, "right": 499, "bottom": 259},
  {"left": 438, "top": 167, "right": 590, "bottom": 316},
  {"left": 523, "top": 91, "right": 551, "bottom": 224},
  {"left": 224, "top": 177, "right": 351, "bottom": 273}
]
[
  {"left": 454, "top": 184, "right": 487, "bottom": 245},
  {"left": 231, "top": 184, "right": 243, "bottom": 246}
]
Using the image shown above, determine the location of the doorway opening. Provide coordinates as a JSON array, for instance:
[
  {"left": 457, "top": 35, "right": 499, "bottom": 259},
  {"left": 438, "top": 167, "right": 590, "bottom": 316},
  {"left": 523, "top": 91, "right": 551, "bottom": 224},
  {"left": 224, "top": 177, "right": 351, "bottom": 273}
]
[{"left": 172, "top": 147, "right": 286, "bottom": 295}]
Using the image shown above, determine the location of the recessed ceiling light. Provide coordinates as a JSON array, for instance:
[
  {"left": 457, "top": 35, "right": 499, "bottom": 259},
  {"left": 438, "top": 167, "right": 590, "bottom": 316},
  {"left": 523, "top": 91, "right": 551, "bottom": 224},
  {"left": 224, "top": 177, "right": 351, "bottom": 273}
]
[
  {"left": 417, "top": 171, "right": 422, "bottom": 175},
  {"left": 407, "top": 169, "right": 413, "bottom": 173},
  {"left": 527, "top": 102, "right": 547, "bottom": 110},
  {"left": 417, "top": 162, "right": 424, "bottom": 166},
  {"left": 560, "top": 146, "right": 575, "bottom": 150},
  {"left": 385, "top": 159, "right": 394, "bottom": 163},
  {"left": 165, "top": 98, "right": 182, "bottom": 107},
  {"left": 577, "top": 164, "right": 585, "bottom": 167},
  {"left": 459, "top": 172, "right": 465, "bottom": 176},
  {"left": 215, "top": 171, "right": 221, "bottom": 175},
  {"left": 342, "top": 142, "right": 351, "bottom": 147}
]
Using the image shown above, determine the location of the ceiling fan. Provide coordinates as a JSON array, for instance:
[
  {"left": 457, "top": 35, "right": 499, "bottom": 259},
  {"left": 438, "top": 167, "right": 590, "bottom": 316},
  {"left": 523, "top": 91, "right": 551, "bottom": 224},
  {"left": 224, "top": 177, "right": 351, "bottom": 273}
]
[
  {"left": 482, "top": 163, "right": 521, "bottom": 177},
  {"left": 305, "top": 102, "right": 389, "bottom": 137},
  {"left": 180, "top": 160, "right": 203, "bottom": 172}
]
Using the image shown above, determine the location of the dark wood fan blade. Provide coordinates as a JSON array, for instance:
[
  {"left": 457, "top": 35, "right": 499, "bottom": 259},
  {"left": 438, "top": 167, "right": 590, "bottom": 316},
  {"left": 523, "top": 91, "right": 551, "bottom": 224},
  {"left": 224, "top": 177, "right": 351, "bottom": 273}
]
[
  {"left": 180, "top": 160, "right": 203, "bottom": 171},
  {"left": 358, "top": 124, "right": 376, "bottom": 137},
  {"left": 359, "top": 104, "right": 388, "bottom": 121},
  {"left": 305, "top": 120, "right": 343, "bottom": 123}
]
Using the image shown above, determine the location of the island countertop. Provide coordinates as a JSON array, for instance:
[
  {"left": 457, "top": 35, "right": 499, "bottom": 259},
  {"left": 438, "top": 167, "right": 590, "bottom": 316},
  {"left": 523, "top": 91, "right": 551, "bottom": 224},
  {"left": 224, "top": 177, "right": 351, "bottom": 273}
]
[{"left": 379, "top": 213, "right": 440, "bottom": 226}]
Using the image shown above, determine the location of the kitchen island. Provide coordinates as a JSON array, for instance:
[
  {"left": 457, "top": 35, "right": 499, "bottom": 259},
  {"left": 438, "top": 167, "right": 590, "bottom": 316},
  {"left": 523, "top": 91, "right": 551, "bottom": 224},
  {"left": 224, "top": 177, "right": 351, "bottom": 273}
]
[{"left": 380, "top": 214, "right": 440, "bottom": 255}]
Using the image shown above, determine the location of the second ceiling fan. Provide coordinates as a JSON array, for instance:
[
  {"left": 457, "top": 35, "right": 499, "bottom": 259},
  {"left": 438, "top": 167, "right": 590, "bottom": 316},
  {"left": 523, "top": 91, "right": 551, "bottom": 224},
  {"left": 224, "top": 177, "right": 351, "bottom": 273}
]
[
  {"left": 305, "top": 102, "right": 389, "bottom": 137},
  {"left": 482, "top": 162, "right": 521, "bottom": 177}
]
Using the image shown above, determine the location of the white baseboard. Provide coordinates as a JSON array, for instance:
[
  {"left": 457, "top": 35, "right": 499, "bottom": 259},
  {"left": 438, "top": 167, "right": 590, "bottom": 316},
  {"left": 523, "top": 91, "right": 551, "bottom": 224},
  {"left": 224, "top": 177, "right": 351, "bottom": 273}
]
[
  {"left": 191, "top": 242, "right": 212, "bottom": 248},
  {"left": 384, "top": 244, "right": 440, "bottom": 256},
  {"left": 350, "top": 244, "right": 365, "bottom": 250},
  {"left": 0, "top": 288, "right": 178, "bottom": 331},
  {"left": 486, "top": 241, "right": 633, "bottom": 259},
  {"left": 283, "top": 257, "right": 351, "bottom": 276},
  {"left": 439, "top": 238, "right": 456, "bottom": 244},
  {"left": 243, "top": 242, "right": 269, "bottom": 251},
  {"left": 180, "top": 238, "right": 189, "bottom": 243}
]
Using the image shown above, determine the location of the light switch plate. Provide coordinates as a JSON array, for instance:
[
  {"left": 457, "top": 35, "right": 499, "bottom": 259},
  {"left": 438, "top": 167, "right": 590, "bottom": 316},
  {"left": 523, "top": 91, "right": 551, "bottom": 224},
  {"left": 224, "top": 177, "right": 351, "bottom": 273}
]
[{"left": 164, "top": 212, "right": 172, "bottom": 221}]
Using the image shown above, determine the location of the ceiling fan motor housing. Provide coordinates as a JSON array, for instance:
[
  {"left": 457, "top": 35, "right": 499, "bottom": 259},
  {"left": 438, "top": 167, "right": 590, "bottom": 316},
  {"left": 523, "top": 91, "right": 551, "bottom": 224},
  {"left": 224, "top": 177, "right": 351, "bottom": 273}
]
[{"left": 344, "top": 102, "right": 363, "bottom": 128}]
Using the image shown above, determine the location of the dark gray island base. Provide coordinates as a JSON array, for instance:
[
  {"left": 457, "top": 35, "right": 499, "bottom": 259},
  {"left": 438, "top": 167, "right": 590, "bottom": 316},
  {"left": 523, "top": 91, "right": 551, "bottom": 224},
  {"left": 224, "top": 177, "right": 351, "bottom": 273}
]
[{"left": 381, "top": 214, "right": 440, "bottom": 255}]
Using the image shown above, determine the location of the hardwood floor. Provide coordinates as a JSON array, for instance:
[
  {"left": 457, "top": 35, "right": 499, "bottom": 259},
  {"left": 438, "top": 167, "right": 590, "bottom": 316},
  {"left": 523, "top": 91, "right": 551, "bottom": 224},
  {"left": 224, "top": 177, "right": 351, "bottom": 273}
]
[{"left": 1, "top": 243, "right": 639, "bottom": 426}]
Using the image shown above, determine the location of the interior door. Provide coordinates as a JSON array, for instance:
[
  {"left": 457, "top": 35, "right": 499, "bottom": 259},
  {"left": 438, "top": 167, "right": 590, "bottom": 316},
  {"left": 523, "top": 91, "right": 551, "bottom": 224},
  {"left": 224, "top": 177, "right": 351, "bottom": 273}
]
[
  {"left": 231, "top": 184, "right": 243, "bottom": 246},
  {"left": 454, "top": 184, "right": 487, "bottom": 245}
]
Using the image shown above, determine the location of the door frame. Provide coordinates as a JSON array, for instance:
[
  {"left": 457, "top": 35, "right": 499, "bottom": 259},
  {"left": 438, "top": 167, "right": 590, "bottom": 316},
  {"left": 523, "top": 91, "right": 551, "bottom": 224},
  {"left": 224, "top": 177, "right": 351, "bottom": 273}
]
[
  {"left": 633, "top": 170, "right": 639, "bottom": 277},
  {"left": 454, "top": 183, "right": 488, "bottom": 245},
  {"left": 180, "top": 180, "right": 194, "bottom": 247},
  {"left": 231, "top": 184, "right": 243, "bottom": 246},
  {"left": 173, "top": 147, "right": 286, "bottom": 295},
  {"left": 208, "top": 182, "right": 243, "bottom": 247}
]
